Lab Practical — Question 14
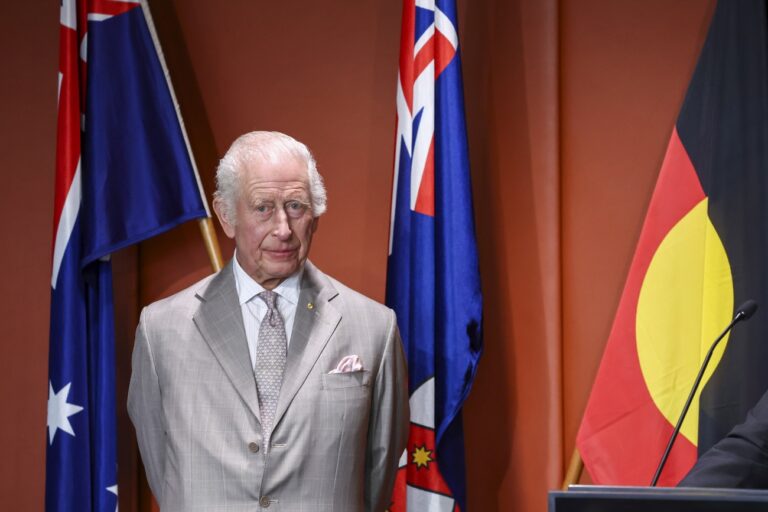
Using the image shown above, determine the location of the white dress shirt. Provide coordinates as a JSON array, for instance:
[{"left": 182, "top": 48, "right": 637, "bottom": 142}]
[{"left": 232, "top": 253, "right": 302, "bottom": 369}]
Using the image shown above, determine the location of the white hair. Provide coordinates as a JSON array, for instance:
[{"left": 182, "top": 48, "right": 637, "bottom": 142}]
[{"left": 214, "top": 131, "right": 327, "bottom": 223}]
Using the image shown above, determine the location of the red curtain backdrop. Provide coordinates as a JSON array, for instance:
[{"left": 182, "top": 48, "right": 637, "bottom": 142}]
[{"left": 0, "top": 0, "right": 714, "bottom": 510}]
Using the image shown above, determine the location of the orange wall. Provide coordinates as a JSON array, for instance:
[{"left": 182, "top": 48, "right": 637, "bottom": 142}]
[
  {"left": 0, "top": 2, "right": 57, "bottom": 510},
  {"left": 0, "top": 1, "right": 715, "bottom": 511}
]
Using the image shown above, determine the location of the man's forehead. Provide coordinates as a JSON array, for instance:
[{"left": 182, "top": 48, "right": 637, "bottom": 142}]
[
  {"left": 246, "top": 183, "right": 310, "bottom": 196},
  {"left": 241, "top": 172, "right": 310, "bottom": 199},
  {"left": 241, "top": 153, "right": 307, "bottom": 180}
]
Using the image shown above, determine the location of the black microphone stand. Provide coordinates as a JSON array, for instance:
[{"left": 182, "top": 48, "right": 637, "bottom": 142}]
[{"left": 650, "top": 301, "right": 756, "bottom": 486}]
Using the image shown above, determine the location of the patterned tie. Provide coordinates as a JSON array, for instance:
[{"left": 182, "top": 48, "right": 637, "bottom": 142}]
[{"left": 255, "top": 290, "right": 287, "bottom": 443}]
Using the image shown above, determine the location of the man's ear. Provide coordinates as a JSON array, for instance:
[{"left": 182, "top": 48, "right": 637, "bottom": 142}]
[
  {"left": 213, "top": 197, "right": 236, "bottom": 239},
  {"left": 311, "top": 216, "right": 320, "bottom": 234}
]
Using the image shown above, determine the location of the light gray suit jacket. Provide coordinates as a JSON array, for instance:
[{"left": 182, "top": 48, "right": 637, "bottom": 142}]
[{"left": 127, "top": 261, "right": 409, "bottom": 512}]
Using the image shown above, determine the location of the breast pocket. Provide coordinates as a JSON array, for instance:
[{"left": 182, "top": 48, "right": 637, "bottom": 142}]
[
  {"left": 321, "top": 370, "right": 372, "bottom": 415},
  {"left": 321, "top": 370, "right": 372, "bottom": 390},
  {"left": 319, "top": 371, "right": 372, "bottom": 445}
]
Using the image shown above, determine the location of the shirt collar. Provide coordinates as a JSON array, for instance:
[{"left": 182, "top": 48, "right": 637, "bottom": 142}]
[{"left": 232, "top": 251, "right": 302, "bottom": 306}]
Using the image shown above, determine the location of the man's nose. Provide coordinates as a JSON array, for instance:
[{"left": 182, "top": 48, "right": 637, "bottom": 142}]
[{"left": 272, "top": 208, "right": 292, "bottom": 239}]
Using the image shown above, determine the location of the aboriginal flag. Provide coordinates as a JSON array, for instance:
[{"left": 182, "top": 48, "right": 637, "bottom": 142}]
[{"left": 577, "top": 0, "right": 768, "bottom": 486}]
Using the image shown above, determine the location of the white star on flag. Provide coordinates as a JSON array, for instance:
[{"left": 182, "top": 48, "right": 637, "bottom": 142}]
[
  {"left": 47, "top": 381, "right": 84, "bottom": 444},
  {"left": 107, "top": 484, "right": 118, "bottom": 512}
]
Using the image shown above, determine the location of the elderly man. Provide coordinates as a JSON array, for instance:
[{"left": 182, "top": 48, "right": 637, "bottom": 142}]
[{"left": 128, "top": 131, "right": 409, "bottom": 511}]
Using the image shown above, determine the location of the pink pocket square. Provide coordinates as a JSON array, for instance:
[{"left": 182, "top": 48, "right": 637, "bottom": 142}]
[{"left": 329, "top": 355, "right": 364, "bottom": 374}]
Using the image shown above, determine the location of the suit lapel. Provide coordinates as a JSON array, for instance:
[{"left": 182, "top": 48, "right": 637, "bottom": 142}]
[
  {"left": 193, "top": 263, "right": 261, "bottom": 422},
  {"left": 273, "top": 261, "right": 341, "bottom": 429}
]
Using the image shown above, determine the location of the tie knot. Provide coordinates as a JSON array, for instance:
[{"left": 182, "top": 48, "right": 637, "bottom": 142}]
[{"left": 258, "top": 290, "right": 278, "bottom": 310}]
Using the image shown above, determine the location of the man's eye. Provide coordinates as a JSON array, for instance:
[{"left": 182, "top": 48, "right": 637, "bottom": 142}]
[
  {"left": 286, "top": 201, "right": 309, "bottom": 217},
  {"left": 253, "top": 203, "right": 275, "bottom": 219}
]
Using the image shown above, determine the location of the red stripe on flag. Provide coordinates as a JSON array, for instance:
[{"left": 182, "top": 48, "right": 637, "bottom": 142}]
[
  {"left": 434, "top": 30, "right": 455, "bottom": 77},
  {"left": 414, "top": 38, "right": 435, "bottom": 82},
  {"left": 53, "top": 23, "right": 82, "bottom": 249},
  {"left": 89, "top": 0, "right": 140, "bottom": 17},
  {"left": 398, "top": 0, "right": 416, "bottom": 112},
  {"left": 413, "top": 137, "right": 435, "bottom": 216}
]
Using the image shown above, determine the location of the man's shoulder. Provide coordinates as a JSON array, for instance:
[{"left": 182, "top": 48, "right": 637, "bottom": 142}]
[
  {"left": 142, "top": 268, "right": 225, "bottom": 321},
  {"left": 328, "top": 275, "right": 387, "bottom": 310},
  {"left": 309, "top": 263, "right": 393, "bottom": 320}
]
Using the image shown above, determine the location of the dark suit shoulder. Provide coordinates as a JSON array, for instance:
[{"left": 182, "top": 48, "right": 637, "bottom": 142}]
[{"left": 680, "top": 389, "right": 768, "bottom": 488}]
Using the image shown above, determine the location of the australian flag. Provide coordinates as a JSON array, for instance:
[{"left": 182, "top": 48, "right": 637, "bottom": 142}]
[
  {"left": 47, "top": 1, "right": 207, "bottom": 510},
  {"left": 386, "top": 1, "right": 483, "bottom": 510}
]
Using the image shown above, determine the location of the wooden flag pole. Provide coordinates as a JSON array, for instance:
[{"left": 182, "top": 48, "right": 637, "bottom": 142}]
[
  {"left": 198, "top": 217, "right": 224, "bottom": 272},
  {"left": 139, "top": 1, "right": 223, "bottom": 275},
  {"left": 561, "top": 448, "right": 584, "bottom": 490}
]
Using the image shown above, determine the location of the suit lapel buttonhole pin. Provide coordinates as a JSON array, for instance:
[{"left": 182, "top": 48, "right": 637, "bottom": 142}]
[{"left": 307, "top": 302, "right": 314, "bottom": 310}]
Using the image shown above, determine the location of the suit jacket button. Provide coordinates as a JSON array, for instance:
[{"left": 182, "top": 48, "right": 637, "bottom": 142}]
[
  {"left": 259, "top": 496, "right": 271, "bottom": 507},
  {"left": 248, "top": 442, "right": 260, "bottom": 453}
]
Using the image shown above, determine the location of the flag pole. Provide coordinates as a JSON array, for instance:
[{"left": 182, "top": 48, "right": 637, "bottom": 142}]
[
  {"left": 561, "top": 448, "right": 584, "bottom": 489},
  {"left": 198, "top": 217, "right": 223, "bottom": 272},
  {"left": 141, "top": 0, "right": 223, "bottom": 273}
]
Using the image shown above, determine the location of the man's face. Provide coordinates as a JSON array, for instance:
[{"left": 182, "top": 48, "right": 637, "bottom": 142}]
[{"left": 214, "top": 154, "right": 318, "bottom": 289}]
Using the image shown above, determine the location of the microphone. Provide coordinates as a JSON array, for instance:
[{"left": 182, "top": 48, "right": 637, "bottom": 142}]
[
  {"left": 650, "top": 299, "right": 758, "bottom": 486},
  {"left": 735, "top": 299, "right": 758, "bottom": 321}
]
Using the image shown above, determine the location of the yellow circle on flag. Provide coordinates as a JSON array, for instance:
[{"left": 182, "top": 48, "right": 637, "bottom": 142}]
[{"left": 636, "top": 198, "right": 733, "bottom": 446}]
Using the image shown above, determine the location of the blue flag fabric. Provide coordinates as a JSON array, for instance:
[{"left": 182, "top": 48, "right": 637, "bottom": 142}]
[
  {"left": 82, "top": 6, "right": 207, "bottom": 264},
  {"left": 47, "top": 2, "right": 207, "bottom": 511},
  {"left": 48, "top": 238, "right": 117, "bottom": 510},
  {"left": 387, "top": 0, "right": 483, "bottom": 510}
]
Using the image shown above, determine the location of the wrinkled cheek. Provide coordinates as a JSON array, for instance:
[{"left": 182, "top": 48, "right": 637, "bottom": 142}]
[
  {"left": 234, "top": 239, "right": 265, "bottom": 273},
  {"left": 301, "top": 228, "right": 315, "bottom": 257}
]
